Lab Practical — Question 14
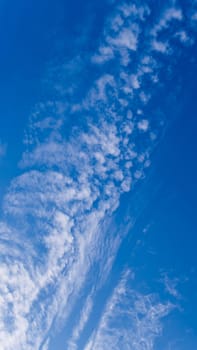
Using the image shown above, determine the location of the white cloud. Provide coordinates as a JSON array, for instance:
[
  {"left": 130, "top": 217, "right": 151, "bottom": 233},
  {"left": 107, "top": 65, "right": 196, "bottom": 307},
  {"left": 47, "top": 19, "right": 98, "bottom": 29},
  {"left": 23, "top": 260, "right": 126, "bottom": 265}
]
[
  {"left": 161, "top": 273, "right": 181, "bottom": 299},
  {"left": 92, "top": 46, "right": 114, "bottom": 64},
  {"left": 91, "top": 6, "right": 144, "bottom": 66},
  {"left": 137, "top": 119, "right": 149, "bottom": 132},
  {"left": 68, "top": 293, "right": 94, "bottom": 350},
  {"left": 41, "top": 339, "right": 50, "bottom": 350},
  {"left": 84, "top": 270, "right": 174, "bottom": 350},
  {"left": 0, "top": 1, "right": 195, "bottom": 349},
  {"left": 86, "top": 74, "right": 115, "bottom": 105},
  {"left": 174, "top": 30, "right": 194, "bottom": 45},
  {"left": 130, "top": 74, "right": 140, "bottom": 89},
  {"left": 107, "top": 27, "right": 138, "bottom": 51},
  {"left": 151, "top": 7, "right": 183, "bottom": 37},
  {"left": 151, "top": 39, "right": 169, "bottom": 53},
  {"left": 119, "top": 3, "right": 150, "bottom": 21}
]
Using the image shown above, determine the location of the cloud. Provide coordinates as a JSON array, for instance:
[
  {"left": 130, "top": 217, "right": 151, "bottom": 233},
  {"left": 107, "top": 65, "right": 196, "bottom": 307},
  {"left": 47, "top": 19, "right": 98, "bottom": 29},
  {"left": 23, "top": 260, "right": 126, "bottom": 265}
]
[
  {"left": 84, "top": 270, "right": 174, "bottom": 350},
  {"left": 137, "top": 119, "right": 149, "bottom": 132},
  {"left": 91, "top": 3, "right": 148, "bottom": 66},
  {"left": 160, "top": 273, "right": 182, "bottom": 299},
  {"left": 68, "top": 293, "right": 94, "bottom": 350},
  {"left": 174, "top": 30, "right": 194, "bottom": 46},
  {"left": 151, "top": 6, "right": 183, "bottom": 37},
  {"left": 151, "top": 39, "right": 169, "bottom": 53},
  {"left": 41, "top": 339, "right": 50, "bottom": 350},
  {"left": 0, "top": 1, "right": 196, "bottom": 350},
  {"left": 106, "top": 27, "right": 139, "bottom": 51}
]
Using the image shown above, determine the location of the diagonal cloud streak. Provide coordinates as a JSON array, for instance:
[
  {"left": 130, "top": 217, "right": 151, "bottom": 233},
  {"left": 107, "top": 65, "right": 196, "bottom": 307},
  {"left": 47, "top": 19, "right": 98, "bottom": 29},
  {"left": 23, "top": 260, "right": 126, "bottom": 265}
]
[{"left": 84, "top": 270, "right": 175, "bottom": 350}]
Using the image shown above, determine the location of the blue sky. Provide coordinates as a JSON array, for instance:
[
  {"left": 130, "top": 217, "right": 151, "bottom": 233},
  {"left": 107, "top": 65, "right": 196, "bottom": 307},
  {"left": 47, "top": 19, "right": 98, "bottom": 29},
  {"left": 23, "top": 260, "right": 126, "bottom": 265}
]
[{"left": 0, "top": 1, "right": 197, "bottom": 349}]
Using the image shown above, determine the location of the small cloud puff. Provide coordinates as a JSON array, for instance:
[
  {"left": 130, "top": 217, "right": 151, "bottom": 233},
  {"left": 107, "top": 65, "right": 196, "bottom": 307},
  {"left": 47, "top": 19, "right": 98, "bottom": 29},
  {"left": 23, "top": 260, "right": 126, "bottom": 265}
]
[{"left": 137, "top": 119, "right": 149, "bottom": 131}]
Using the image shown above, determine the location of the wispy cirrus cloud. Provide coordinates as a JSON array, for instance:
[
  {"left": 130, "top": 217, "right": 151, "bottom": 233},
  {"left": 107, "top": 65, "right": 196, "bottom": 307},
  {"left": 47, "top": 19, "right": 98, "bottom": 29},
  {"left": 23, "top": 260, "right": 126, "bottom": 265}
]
[
  {"left": 68, "top": 292, "right": 94, "bottom": 350},
  {"left": 84, "top": 270, "right": 174, "bottom": 350}
]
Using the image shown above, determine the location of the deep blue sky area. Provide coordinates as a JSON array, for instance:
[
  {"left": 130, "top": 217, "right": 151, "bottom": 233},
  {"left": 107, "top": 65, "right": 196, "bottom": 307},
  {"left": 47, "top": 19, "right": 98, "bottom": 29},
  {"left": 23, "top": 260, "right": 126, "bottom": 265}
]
[
  {"left": 132, "top": 60, "right": 197, "bottom": 348},
  {"left": 0, "top": 1, "right": 197, "bottom": 350},
  {"left": 0, "top": 0, "right": 111, "bottom": 185}
]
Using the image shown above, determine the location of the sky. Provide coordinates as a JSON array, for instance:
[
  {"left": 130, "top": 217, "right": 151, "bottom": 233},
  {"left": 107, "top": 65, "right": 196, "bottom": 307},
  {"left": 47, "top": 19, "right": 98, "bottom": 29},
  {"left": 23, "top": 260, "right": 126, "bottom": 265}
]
[{"left": 0, "top": 1, "right": 197, "bottom": 349}]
